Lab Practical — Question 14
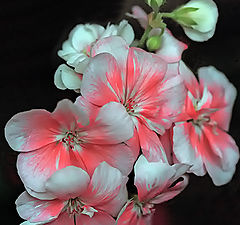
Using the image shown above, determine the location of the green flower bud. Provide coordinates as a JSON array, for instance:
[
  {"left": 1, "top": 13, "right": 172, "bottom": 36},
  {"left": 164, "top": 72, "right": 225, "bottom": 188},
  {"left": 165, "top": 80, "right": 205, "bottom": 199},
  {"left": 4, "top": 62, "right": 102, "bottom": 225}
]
[
  {"left": 145, "top": 0, "right": 165, "bottom": 11},
  {"left": 146, "top": 35, "right": 162, "bottom": 51}
]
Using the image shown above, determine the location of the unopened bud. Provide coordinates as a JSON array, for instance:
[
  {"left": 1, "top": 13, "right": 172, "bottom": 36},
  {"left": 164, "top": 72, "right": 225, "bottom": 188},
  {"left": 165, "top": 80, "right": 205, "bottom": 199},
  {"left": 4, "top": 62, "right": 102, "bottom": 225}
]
[{"left": 146, "top": 35, "right": 162, "bottom": 51}]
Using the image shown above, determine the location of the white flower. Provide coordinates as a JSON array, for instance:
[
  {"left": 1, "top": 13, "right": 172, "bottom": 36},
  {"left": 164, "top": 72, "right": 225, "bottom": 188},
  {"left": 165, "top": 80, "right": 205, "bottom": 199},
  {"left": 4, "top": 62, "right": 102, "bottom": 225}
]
[
  {"left": 58, "top": 20, "right": 134, "bottom": 73},
  {"left": 174, "top": 0, "right": 218, "bottom": 42}
]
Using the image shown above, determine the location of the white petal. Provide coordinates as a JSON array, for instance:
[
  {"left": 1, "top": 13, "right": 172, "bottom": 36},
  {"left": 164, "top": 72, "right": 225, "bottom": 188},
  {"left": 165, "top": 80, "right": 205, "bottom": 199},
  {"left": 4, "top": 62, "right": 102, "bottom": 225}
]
[
  {"left": 117, "top": 20, "right": 135, "bottom": 45},
  {"left": 95, "top": 102, "right": 135, "bottom": 143},
  {"left": 134, "top": 155, "right": 176, "bottom": 202},
  {"left": 45, "top": 166, "right": 90, "bottom": 200}
]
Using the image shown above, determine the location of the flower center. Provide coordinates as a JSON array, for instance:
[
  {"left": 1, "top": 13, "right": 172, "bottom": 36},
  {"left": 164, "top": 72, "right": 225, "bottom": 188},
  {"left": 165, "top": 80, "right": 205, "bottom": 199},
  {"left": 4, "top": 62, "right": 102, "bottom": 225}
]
[
  {"left": 124, "top": 98, "right": 137, "bottom": 114},
  {"left": 132, "top": 195, "right": 155, "bottom": 216},
  {"left": 61, "top": 130, "right": 84, "bottom": 150},
  {"left": 66, "top": 198, "right": 98, "bottom": 218}
]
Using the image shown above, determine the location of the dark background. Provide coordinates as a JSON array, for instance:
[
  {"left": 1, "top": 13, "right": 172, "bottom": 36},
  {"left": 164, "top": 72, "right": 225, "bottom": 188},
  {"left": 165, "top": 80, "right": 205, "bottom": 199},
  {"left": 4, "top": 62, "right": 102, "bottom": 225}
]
[{"left": 1, "top": 0, "right": 239, "bottom": 224}]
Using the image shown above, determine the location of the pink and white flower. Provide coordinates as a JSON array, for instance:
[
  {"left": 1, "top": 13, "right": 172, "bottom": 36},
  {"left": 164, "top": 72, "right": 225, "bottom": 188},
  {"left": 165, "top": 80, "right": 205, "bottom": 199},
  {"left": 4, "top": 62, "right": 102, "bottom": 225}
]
[
  {"left": 16, "top": 162, "right": 128, "bottom": 225},
  {"left": 173, "top": 62, "right": 239, "bottom": 185},
  {"left": 116, "top": 155, "right": 189, "bottom": 225},
  {"left": 58, "top": 20, "right": 134, "bottom": 73},
  {"left": 127, "top": 5, "right": 188, "bottom": 63},
  {"left": 5, "top": 99, "right": 136, "bottom": 193},
  {"left": 80, "top": 36, "right": 186, "bottom": 162}
]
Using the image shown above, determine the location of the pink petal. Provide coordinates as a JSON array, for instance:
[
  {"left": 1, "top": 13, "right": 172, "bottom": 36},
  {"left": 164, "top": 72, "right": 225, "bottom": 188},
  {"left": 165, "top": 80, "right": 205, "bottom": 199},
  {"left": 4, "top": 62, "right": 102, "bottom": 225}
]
[
  {"left": 75, "top": 211, "right": 116, "bottom": 225},
  {"left": 198, "top": 66, "right": 237, "bottom": 131},
  {"left": 159, "top": 127, "right": 174, "bottom": 165},
  {"left": 5, "top": 109, "right": 61, "bottom": 152},
  {"left": 157, "top": 75, "right": 186, "bottom": 123},
  {"left": 126, "top": 47, "right": 167, "bottom": 103},
  {"left": 134, "top": 155, "right": 176, "bottom": 202},
  {"left": 80, "top": 162, "right": 128, "bottom": 214},
  {"left": 91, "top": 36, "right": 129, "bottom": 71},
  {"left": 126, "top": 5, "right": 148, "bottom": 29},
  {"left": 137, "top": 122, "right": 168, "bottom": 162},
  {"left": 116, "top": 201, "right": 153, "bottom": 225},
  {"left": 48, "top": 211, "right": 115, "bottom": 225},
  {"left": 150, "top": 174, "right": 189, "bottom": 204},
  {"left": 79, "top": 143, "right": 135, "bottom": 176},
  {"left": 173, "top": 123, "right": 206, "bottom": 176},
  {"left": 96, "top": 182, "right": 128, "bottom": 217},
  {"left": 16, "top": 191, "right": 64, "bottom": 223},
  {"left": 203, "top": 125, "right": 239, "bottom": 186},
  {"left": 179, "top": 60, "right": 200, "bottom": 99},
  {"left": 17, "top": 142, "right": 86, "bottom": 192},
  {"left": 86, "top": 102, "right": 134, "bottom": 144},
  {"left": 156, "top": 29, "right": 188, "bottom": 63},
  {"left": 45, "top": 166, "right": 90, "bottom": 200},
  {"left": 81, "top": 53, "right": 120, "bottom": 106},
  {"left": 52, "top": 99, "right": 89, "bottom": 128}
]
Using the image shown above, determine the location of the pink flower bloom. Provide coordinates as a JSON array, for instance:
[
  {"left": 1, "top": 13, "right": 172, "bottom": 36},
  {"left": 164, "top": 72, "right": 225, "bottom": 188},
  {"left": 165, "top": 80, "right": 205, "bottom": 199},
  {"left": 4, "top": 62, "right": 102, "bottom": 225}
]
[
  {"left": 80, "top": 36, "right": 186, "bottom": 161},
  {"left": 16, "top": 162, "right": 128, "bottom": 225},
  {"left": 5, "top": 99, "right": 135, "bottom": 193},
  {"left": 116, "top": 155, "right": 189, "bottom": 225},
  {"left": 127, "top": 5, "right": 188, "bottom": 63},
  {"left": 173, "top": 62, "right": 239, "bottom": 185}
]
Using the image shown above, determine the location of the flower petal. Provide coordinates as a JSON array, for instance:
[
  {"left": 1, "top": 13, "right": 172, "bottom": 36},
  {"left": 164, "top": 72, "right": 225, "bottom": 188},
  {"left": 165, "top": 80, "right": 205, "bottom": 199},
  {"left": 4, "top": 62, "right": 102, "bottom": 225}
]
[
  {"left": 198, "top": 66, "right": 237, "bottom": 131},
  {"left": 5, "top": 109, "right": 60, "bottom": 152},
  {"left": 126, "top": 47, "right": 167, "bottom": 102},
  {"left": 134, "top": 155, "right": 175, "bottom": 202},
  {"left": 156, "top": 29, "right": 188, "bottom": 63},
  {"left": 52, "top": 99, "right": 89, "bottom": 128},
  {"left": 45, "top": 166, "right": 90, "bottom": 200},
  {"left": 203, "top": 125, "right": 239, "bottom": 186},
  {"left": 81, "top": 162, "right": 128, "bottom": 212},
  {"left": 182, "top": 26, "right": 216, "bottom": 42},
  {"left": 17, "top": 142, "right": 86, "bottom": 192},
  {"left": 96, "top": 181, "right": 128, "bottom": 217},
  {"left": 116, "top": 201, "right": 153, "bottom": 225},
  {"left": 126, "top": 5, "right": 148, "bottom": 29},
  {"left": 91, "top": 102, "right": 134, "bottom": 144},
  {"left": 173, "top": 122, "right": 206, "bottom": 176},
  {"left": 81, "top": 53, "right": 120, "bottom": 106},
  {"left": 116, "top": 20, "right": 135, "bottom": 45},
  {"left": 16, "top": 191, "right": 64, "bottom": 223},
  {"left": 137, "top": 122, "right": 167, "bottom": 162},
  {"left": 91, "top": 36, "right": 129, "bottom": 70},
  {"left": 179, "top": 60, "right": 200, "bottom": 99}
]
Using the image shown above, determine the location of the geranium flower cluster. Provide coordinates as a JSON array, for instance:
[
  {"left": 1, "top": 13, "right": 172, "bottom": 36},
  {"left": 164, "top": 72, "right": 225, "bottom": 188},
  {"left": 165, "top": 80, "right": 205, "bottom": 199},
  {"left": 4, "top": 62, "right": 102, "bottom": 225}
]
[{"left": 5, "top": 0, "right": 239, "bottom": 224}]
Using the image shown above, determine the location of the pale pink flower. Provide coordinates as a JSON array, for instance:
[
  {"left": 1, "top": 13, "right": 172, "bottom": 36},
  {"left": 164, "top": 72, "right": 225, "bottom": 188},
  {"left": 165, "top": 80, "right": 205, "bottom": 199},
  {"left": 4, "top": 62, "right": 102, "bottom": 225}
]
[
  {"left": 127, "top": 5, "right": 188, "bottom": 63},
  {"left": 173, "top": 62, "right": 239, "bottom": 185},
  {"left": 5, "top": 99, "right": 135, "bottom": 193},
  {"left": 80, "top": 36, "right": 186, "bottom": 162},
  {"left": 116, "top": 155, "right": 189, "bottom": 225},
  {"left": 58, "top": 20, "right": 134, "bottom": 74},
  {"left": 16, "top": 162, "right": 128, "bottom": 225}
]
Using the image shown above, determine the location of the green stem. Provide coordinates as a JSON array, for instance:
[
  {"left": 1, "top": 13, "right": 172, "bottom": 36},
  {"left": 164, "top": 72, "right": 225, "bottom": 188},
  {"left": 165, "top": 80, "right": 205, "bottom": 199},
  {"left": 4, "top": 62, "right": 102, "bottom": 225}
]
[{"left": 138, "top": 25, "right": 152, "bottom": 48}]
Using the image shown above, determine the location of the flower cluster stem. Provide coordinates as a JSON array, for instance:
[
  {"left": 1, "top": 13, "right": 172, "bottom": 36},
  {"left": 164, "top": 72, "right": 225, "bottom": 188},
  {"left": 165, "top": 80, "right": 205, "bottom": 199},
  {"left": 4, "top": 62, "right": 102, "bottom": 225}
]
[{"left": 138, "top": 25, "right": 152, "bottom": 48}]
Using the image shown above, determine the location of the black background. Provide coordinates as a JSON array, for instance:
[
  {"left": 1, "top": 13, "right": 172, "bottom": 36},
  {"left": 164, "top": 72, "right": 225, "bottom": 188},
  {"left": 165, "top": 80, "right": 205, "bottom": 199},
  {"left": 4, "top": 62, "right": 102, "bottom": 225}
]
[{"left": 1, "top": 0, "right": 240, "bottom": 224}]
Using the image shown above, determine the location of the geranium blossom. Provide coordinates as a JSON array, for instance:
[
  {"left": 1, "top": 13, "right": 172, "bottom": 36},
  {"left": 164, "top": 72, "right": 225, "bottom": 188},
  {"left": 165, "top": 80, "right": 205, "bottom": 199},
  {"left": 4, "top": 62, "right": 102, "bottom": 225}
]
[
  {"left": 16, "top": 162, "right": 128, "bottom": 225},
  {"left": 79, "top": 36, "right": 186, "bottom": 161},
  {"left": 58, "top": 20, "right": 134, "bottom": 73},
  {"left": 173, "top": 62, "right": 239, "bottom": 185},
  {"left": 5, "top": 99, "right": 136, "bottom": 193},
  {"left": 116, "top": 155, "right": 189, "bottom": 225}
]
